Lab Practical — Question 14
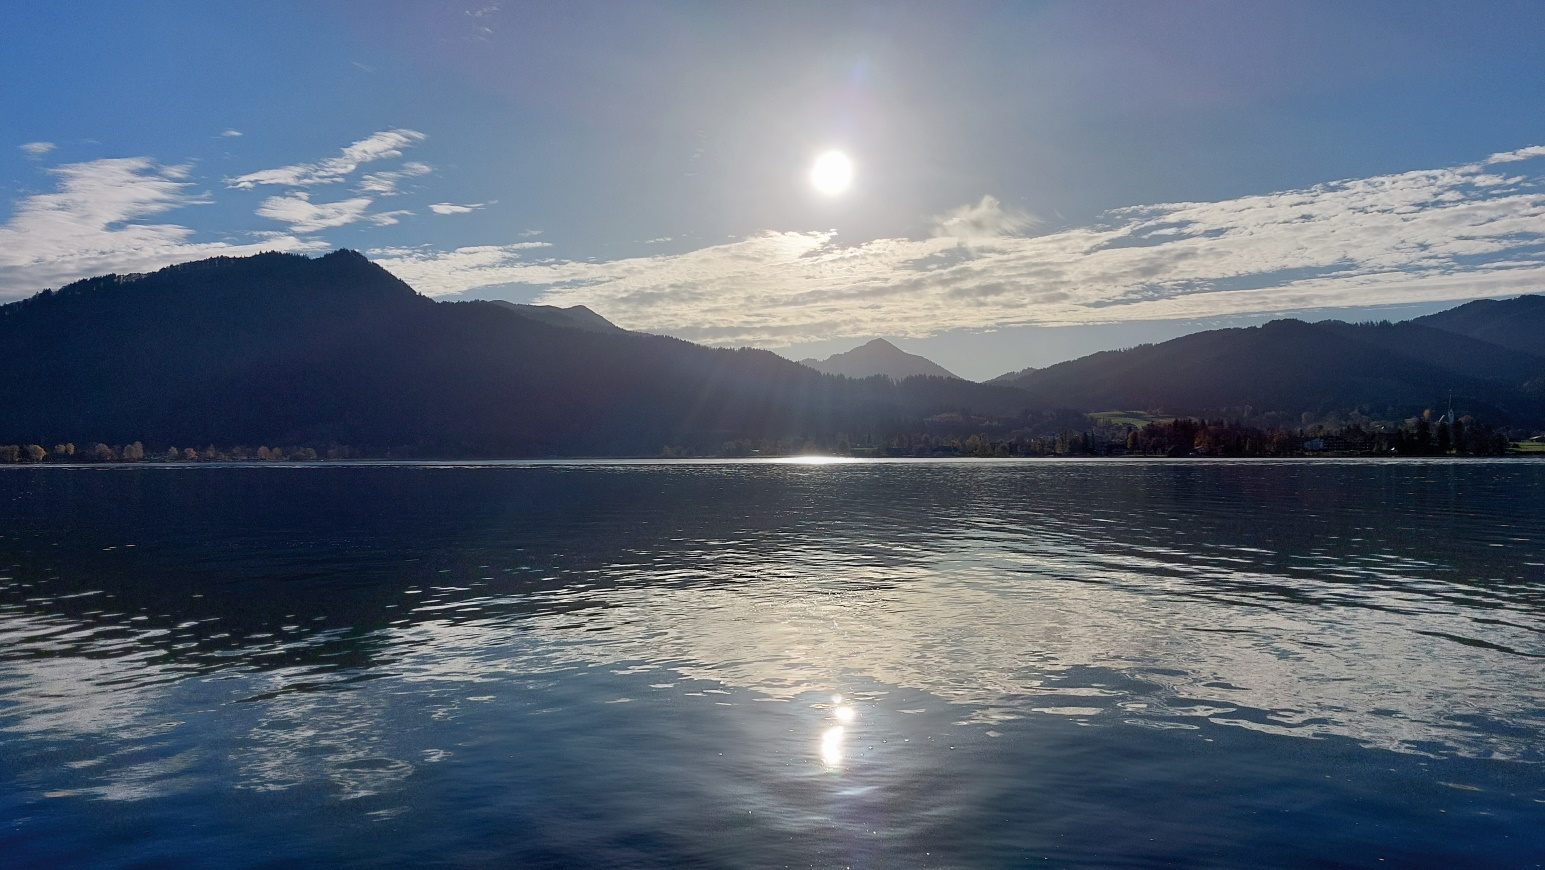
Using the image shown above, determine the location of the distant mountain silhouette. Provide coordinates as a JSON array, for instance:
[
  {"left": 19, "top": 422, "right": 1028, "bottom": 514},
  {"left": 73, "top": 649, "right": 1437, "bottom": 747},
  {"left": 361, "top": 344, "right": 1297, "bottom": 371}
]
[
  {"left": 0, "top": 251, "right": 1043, "bottom": 454},
  {"left": 1410, "top": 294, "right": 1545, "bottom": 357},
  {"left": 488, "top": 300, "right": 626, "bottom": 334},
  {"left": 997, "top": 317, "right": 1545, "bottom": 423},
  {"left": 800, "top": 338, "right": 960, "bottom": 380}
]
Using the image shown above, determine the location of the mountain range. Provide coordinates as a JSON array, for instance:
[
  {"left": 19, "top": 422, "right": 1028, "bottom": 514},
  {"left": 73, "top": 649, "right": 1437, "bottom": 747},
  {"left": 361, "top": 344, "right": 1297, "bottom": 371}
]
[
  {"left": 991, "top": 301, "right": 1545, "bottom": 425},
  {"left": 0, "top": 251, "right": 1039, "bottom": 455},
  {"left": 0, "top": 250, "right": 1540, "bottom": 456}
]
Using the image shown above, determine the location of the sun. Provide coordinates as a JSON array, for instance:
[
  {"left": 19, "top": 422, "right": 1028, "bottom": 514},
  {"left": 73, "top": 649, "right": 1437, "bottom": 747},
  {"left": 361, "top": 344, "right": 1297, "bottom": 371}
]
[{"left": 809, "top": 150, "right": 854, "bottom": 196}]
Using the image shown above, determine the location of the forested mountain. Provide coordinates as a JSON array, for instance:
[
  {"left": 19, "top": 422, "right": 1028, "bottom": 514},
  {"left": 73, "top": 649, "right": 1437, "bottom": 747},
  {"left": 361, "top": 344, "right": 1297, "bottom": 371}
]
[
  {"left": 799, "top": 338, "right": 960, "bottom": 380},
  {"left": 0, "top": 250, "right": 1043, "bottom": 455},
  {"left": 1410, "top": 294, "right": 1545, "bottom": 357},
  {"left": 997, "top": 317, "right": 1545, "bottom": 424},
  {"left": 987, "top": 366, "right": 1037, "bottom": 385}
]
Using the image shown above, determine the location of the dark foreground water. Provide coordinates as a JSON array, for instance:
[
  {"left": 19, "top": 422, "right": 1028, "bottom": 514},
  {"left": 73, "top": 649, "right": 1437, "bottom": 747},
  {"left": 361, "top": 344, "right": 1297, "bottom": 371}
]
[{"left": 1, "top": 459, "right": 1542, "bottom": 869}]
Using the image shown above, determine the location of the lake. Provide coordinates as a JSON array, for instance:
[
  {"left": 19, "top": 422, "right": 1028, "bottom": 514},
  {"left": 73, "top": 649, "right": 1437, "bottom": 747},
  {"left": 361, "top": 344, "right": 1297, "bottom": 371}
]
[{"left": 1, "top": 459, "right": 1542, "bottom": 868}]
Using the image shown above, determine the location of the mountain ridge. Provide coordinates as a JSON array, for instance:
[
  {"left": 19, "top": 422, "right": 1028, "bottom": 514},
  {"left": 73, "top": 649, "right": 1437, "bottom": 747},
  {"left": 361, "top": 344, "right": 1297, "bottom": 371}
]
[
  {"left": 997, "top": 315, "right": 1545, "bottom": 424},
  {"left": 487, "top": 300, "right": 626, "bottom": 334},
  {"left": 4, "top": 251, "right": 1541, "bottom": 455},
  {"left": 1409, "top": 294, "right": 1545, "bottom": 357}
]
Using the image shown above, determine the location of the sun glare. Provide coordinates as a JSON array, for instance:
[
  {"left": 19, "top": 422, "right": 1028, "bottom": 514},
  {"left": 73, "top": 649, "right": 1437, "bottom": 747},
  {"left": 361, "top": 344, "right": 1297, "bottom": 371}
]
[{"left": 809, "top": 150, "right": 854, "bottom": 196}]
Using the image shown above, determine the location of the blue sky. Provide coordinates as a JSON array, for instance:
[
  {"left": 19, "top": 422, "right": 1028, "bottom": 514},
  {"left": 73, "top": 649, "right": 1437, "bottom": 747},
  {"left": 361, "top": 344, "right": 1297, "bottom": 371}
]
[{"left": 5, "top": 1, "right": 1545, "bottom": 378}]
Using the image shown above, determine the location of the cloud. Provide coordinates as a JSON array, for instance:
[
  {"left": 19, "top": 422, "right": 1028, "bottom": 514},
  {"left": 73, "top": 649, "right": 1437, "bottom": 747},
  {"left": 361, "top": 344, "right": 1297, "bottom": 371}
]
[
  {"left": 0, "top": 158, "right": 319, "bottom": 298},
  {"left": 358, "top": 161, "right": 432, "bottom": 195},
  {"left": 427, "top": 201, "right": 485, "bottom": 215},
  {"left": 932, "top": 195, "right": 1037, "bottom": 240},
  {"left": 19, "top": 142, "right": 55, "bottom": 156},
  {"left": 1486, "top": 145, "right": 1545, "bottom": 164},
  {"left": 255, "top": 192, "right": 378, "bottom": 233},
  {"left": 367, "top": 243, "right": 552, "bottom": 297},
  {"left": 231, "top": 132, "right": 435, "bottom": 231},
  {"left": 226, "top": 129, "right": 426, "bottom": 189},
  {"left": 371, "top": 146, "right": 1545, "bottom": 345},
  {"left": 220, "top": 129, "right": 243, "bottom": 138},
  {"left": 367, "top": 209, "right": 413, "bottom": 227}
]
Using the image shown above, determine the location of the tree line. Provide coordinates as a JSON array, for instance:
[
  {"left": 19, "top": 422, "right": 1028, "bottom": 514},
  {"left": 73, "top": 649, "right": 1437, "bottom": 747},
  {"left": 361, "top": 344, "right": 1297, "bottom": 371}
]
[
  {"left": 0, "top": 410, "right": 1526, "bottom": 463},
  {"left": 708, "top": 412, "right": 1523, "bottom": 459},
  {"left": 0, "top": 442, "right": 359, "bottom": 463}
]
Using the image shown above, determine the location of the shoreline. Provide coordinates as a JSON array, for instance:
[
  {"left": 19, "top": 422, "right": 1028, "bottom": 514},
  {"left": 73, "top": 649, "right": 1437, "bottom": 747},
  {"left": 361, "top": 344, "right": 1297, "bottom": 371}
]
[{"left": 1, "top": 453, "right": 1540, "bottom": 469}]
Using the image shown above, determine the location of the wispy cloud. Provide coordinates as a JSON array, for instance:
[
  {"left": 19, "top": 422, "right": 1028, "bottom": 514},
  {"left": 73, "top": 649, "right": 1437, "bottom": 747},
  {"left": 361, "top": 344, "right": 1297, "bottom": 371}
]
[
  {"left": 358, "top": 162, "right": 432, "bottom": 195},
  {"left": 371, "top": 146, "right": 1545, "bottom": 344},
  {"left": 367, "top": 209, "right": 413, "bottom": 227},
  {"left": 367, "top": 243, "right": 551, "bottom": 297},
  {"left": 226, "top": 129, "right": 426, "bottom": 189},
  {"left": 255, "top": 192, "right": 376, "bottom": 233},
  {"left": 254, "top": 193, "right": 417, "bottom": 233},
  {"left": 1484, "top": 145, "right": 1545, "bottom": 164},
  {"left": 932, "top": 195, "right": 1037, "bottom": 240},
  {"left": 220, "top": 129, "right": 243, "bottom": 138},
  {"left": 19, "top": 142, "right": 55, "bottom": 156},
  {"left": 0, "top": 158, "right": 318, "bottom": 297},
  {"left": 427, "top": 201, "right": 485, "bottom": 215},
  {"left": 230, "top": 132, "right": 435, "bottom": 231}
]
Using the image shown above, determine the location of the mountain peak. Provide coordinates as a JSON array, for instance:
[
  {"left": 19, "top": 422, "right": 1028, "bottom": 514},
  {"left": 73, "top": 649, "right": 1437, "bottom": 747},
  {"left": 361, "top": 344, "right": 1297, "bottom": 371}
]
[
  {"left": 8, "top": 249, "right": 425, "bottom": 326},
  {"left": 800, "top": 338, "right": 960, "bottom": 381},
  {"left": 316, "top": 247, "right": 377, "bottom": 268}
]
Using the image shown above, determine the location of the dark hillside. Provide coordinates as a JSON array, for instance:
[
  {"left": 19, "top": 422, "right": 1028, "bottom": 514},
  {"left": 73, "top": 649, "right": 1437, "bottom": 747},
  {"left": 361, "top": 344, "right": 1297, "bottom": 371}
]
[
  {"left": 1005, "top": 317, "right": 1545, "bottom": 423},
  {"left": 0, "top": 251, "right": 1043, "bottom": 454},
  {"left": 1410, "top": 294, "right": 1545, "bottom": 357}
]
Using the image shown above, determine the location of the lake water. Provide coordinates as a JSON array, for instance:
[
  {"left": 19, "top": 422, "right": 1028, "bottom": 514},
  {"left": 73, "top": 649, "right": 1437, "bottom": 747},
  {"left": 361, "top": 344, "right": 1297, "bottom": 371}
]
[{"left": 1, "top": 459, "right": 1542, "bottom": 868}]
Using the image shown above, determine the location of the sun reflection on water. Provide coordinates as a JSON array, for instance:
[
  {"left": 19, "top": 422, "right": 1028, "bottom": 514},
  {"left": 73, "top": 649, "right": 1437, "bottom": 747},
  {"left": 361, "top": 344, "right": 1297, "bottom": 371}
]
[
  {"left": 820, "top": 726, "right": 845, "bottom": 768},
  {"left": 820, "top": 693, "right": 857, "bottom": 769}
]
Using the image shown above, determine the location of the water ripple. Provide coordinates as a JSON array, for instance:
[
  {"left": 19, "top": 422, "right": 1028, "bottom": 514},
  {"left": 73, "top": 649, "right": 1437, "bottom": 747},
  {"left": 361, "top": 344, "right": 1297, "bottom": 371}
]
[{"left": 0, "top": 460, "right": 1542, "bottom": 867}]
